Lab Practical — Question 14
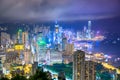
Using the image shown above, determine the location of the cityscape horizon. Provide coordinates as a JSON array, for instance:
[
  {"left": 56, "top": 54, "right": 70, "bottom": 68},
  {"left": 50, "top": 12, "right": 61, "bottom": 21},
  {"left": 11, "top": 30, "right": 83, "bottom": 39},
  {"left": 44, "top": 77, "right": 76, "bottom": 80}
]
[{"left": 0, "top": 0, "right": 120, "bottom": 80}]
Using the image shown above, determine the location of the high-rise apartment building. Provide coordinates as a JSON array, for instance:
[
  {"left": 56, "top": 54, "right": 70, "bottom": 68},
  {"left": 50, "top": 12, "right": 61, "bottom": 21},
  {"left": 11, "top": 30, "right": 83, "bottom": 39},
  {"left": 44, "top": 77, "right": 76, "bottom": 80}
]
[
  {"left": 73, "top": 50, "right": 85, "bottom": 80},
  {"left": 73, "top": 50, "right": 96, "bottom": 80},
  {"left": 85, "top": 61, "right": 96, "bottom": 80}
]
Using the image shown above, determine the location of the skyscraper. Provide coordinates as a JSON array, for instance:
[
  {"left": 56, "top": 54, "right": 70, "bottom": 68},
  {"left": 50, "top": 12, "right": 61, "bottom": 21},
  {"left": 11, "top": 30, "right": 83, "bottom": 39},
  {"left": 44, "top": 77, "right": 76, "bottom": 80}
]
[
  {"left": 85, "top": 61, "right": 96, "bottom": 80},
  {"left": 88, "top": 21, "right": 92, "bottom": 39},
  {"left": 22, "top": 32, "right": 30, "bottom": 50},
  {"left": 17, "top": 29, "right": 23, "bottom": 44},
  {"left": 73, "top": 50, "right": 85, "bottom": 80},
  {"left": 73, "top": 50, "right": 96, "bottom": 80},
  {"left": 62, "top": 38, "right": 67, "bottom": 51}
]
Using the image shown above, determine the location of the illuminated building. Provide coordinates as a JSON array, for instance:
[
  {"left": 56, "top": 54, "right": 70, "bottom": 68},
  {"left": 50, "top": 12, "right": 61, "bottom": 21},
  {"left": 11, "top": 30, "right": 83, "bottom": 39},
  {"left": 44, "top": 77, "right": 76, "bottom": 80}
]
[
  {"left": 0, "top": 52, "right": 6, "bottom": 74},
  {"left": 0, "top": 32, "right": 11, "bottom": 48},
  {"left": 6, "top": 48, "right": 15, "bottom": 52},
  {"left": 62, "top": 43, "right": 74, "bottom": 64},
  {"left": 22, "top": 32, "right": 30, "bottom": 50},
  {"left": 85, "top": 61, "right": 96, "bottom": 80},
  {"left": 14, "top": 44, "right": 24, "bottom": 51},
  {"left": 17, "top": 29, "right": 23, "bottom": 44},
  {"left": 5, "top": 51, "right": 19, "bottom": 63},
  {"left": 23, "top": 50, "right": 32, "bottom": 64},
  {"left": 93, "top": 53, "right": 105, "bottom": 62},
  {"left": 73, "top": 50, "right": 96, "bottom": 80},
  {"left": 62, "top": 55, "right": 73, "bottom": 64},
  {"left": 36, "top": 32, "right": 47, "bottom": 64},
  {"left": 88, "top": 21, "right": 92, "bottom": 39},
  {"left": 14, "top": 44, "right": 24, "bottom": 61},
  {"left": 62, "top": 38, "right": 67, "bottom": 51},
  {"left": 65, "top": 43, "right": 74, "bottom": 55},
  {"left": 50, "top": 50, "right": 62, "bottom": 64},
  {"left": 54, "top": 22, "right": 63, "bottom": 51},
  {"left": 55, "top": 21, "right": 59, "bottom": 33},
  {"left": 73, "top": 50, "right": 85, "bottom": 80}
]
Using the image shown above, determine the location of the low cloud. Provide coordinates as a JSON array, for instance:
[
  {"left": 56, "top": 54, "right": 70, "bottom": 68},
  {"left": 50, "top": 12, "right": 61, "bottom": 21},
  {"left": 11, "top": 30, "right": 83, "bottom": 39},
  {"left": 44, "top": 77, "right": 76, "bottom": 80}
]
[{"left": 0, "top": 0, "right": 120, "bottom": 22}]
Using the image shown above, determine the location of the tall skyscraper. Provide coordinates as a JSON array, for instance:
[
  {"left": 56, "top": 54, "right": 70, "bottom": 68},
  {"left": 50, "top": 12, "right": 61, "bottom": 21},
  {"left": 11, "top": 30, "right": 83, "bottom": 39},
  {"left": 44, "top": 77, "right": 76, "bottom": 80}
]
[
  {"left": 88, "top": 21, "right": 92, "bottom": 39},
  {"left": 85, "top": 61, "right": 96, "bottom": 80},
  {"left": 88, "top": 21, "right": 91, "bottom": 32},
  {"left": 62, "top": 38, "right": 67, "bottom": 51},
  {"left": 22, "top": 32, "right": 30, "bottom": 50},
  {"left": 73, "top": 50, "right": 96, "bottom": 80},
  {"left": 73, "top": 50, "right": 85, "bottom": 80},
  {"left": 17, "top": 29, "right": 23, "bottom": 44}
]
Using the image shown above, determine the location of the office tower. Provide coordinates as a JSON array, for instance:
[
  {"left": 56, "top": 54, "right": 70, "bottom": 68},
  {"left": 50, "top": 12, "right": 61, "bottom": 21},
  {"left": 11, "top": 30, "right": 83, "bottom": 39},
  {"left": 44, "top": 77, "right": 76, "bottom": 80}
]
[
  {"left": 88, "top": 21, "right": 92, "bottom": 39},
  {"left": 88, "top": 21, "right": 91, "bottom": 32},
  {"left": 36, "top": 32, "right": 46, "bottom": 64},
  {"left": 54, "top": 21, "right": 63, "bottom": 50},
  {"left": 85, "top": 61, "right": 96, "bottom": 80},
  {"left": 55, "top": 21, "right": 59, "bottom": 34},
  {"left": 62, "top": 38, "right": 67, "bottom": 51},
  {"left": 0, "top": 32, "right": 11, "bottom": 48},
  {"left": 65, "top": 43, "right": 74, "bottom": 55},
  {"left": 73, "top": 50, "right": 85, "bottom": 80},
  {"left": 22, "top": 32, "right": 28, "bottom": 44},
  {"left": 24, "top": 50, "right": 32, "bottom": 64},
  {"left": 73, "top": 50, "right": 96, "bottom": 80},
  {"left": 22, "top": 32, "right": 30, "bottom": 50},
  {"left": 17, "top": 29, "right": 23, "bottom": 44}
]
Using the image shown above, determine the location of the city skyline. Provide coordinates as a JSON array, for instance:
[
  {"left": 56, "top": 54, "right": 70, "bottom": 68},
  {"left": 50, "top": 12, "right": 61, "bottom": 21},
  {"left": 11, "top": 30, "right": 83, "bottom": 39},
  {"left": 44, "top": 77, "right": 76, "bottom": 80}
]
[
  {"left": 0, "top": 0, "right": 120, "bottom": 80},
  {"left": 0, "top": 19, "right": 120, "bottom": 58}
]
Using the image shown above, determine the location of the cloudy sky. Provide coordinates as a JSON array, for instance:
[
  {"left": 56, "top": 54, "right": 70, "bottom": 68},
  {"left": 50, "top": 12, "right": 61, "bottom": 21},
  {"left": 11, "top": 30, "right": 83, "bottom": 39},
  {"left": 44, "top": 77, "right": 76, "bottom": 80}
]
[{"left": 0, "top": 0, "right": 120, "bottom": 22}]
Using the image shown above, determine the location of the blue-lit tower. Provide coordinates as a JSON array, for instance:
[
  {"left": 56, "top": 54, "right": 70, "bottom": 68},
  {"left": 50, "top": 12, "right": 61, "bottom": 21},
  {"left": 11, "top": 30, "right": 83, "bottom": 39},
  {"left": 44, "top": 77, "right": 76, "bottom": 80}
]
[
  {"left": 54, "top": 21, "right": 63, "bottom": 51},
  {"left": 88, "top": 21, "right": 92, "bottom": 39}
]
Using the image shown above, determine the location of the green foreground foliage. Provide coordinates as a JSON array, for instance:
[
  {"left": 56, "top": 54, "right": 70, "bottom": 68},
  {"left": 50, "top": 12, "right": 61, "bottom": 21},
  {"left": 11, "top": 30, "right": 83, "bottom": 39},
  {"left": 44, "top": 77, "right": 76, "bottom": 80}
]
[{"left": 0, "top": 69, "right": 51, "bottom": 80}]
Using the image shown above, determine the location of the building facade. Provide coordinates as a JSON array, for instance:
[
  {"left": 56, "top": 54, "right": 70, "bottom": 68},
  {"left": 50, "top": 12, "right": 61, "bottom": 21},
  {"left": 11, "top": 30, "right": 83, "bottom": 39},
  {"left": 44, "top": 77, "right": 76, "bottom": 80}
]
[
  {"left": 73, "top": 50, "right": 96, "bottom": 80},
  {"left": 73, "top": 50, "right": 85, "bottom": 80}
]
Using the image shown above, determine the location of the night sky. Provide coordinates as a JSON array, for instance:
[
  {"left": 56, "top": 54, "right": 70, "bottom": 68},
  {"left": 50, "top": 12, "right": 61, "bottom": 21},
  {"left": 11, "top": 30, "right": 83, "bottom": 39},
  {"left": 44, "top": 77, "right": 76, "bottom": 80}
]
[
  {"left": 0, "top": 0, "right": 120, "bottom": 57},
  {"left": 0, "top": 0, "right": 120, "bottom": 22}
]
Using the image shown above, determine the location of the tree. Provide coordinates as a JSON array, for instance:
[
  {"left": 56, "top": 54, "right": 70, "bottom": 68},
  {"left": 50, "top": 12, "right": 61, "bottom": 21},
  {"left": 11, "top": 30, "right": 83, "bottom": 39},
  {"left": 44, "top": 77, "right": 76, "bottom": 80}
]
[
  {"left": 0, "top": 77, "right": 9, "bottom": 80},
  {"left": 100, "top": 71, "right": 112, "bottom": 80},
  {"left": 29, "top": 69, "right": 51, "bottom": 80},
  {"left": 11, "top": 74, "right": 27, "bottom": 80},
  {"left": 117, "top": 74, "right": 120, "bottom": 80}
]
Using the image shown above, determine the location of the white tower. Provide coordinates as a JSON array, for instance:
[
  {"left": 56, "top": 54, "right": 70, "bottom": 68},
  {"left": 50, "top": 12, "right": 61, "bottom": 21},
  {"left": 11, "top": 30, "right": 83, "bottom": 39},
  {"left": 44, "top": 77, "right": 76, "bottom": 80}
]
[{"left": 88, "top": 21, "right": 92, "bottom": 39}]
